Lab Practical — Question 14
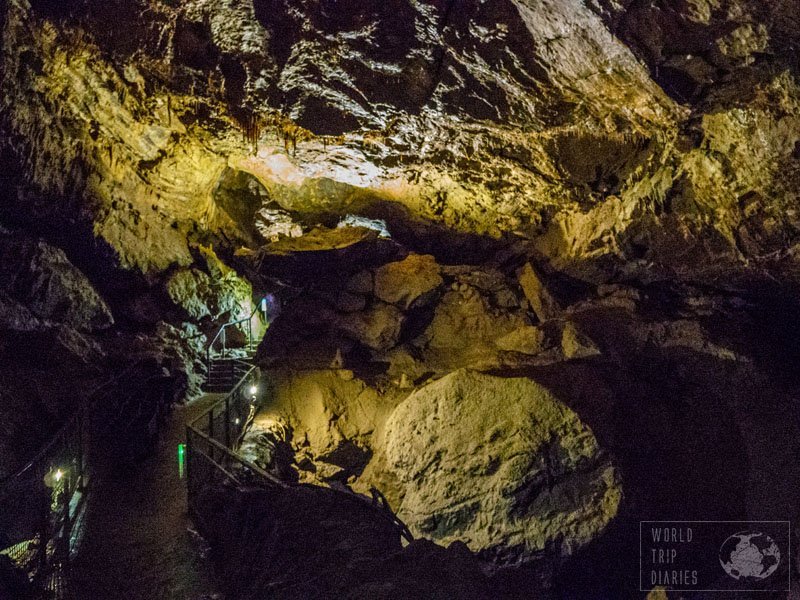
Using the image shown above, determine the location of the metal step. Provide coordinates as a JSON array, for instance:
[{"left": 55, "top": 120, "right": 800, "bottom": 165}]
[{"left": 202, "top": 356, "right": 254, "bottom": 393}]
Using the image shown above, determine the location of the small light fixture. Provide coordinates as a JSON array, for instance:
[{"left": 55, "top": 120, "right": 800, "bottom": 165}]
[
  {"left": 249, "top": 384, "right": 258, "bottom": 395},
  {"left": 235, "top": 418, "right": 241, "bottom": 425},
  {"left": 44, "top": 467, "right": 67, "bottom": 488}
]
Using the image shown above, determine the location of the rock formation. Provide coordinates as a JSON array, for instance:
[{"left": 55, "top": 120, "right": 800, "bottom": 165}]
[
  {"left": 206, "top": 485, "right": 495, "bottom": 599},
  {"left": 1, "top": 0, "right": 800, "bottom": 596},
  {"left": 372, "top": 370, "right": 621, "bottom": 564}
]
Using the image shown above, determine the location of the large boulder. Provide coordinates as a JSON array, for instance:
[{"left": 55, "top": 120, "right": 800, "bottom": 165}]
[
  {"left": 334, "top": 302, "right": 405, "bottom": 352},
  {"left": 517, "top": 262, "right": 560, "bottom": 323},
  {"left": 374, "top": 370, "right": 620, "bottom": 565},
  {"left": 420, "top": 286, "right": 529, "bottom": 369},
  {"left": 373, "top": 254, "right": 443, "bottom": 309}
]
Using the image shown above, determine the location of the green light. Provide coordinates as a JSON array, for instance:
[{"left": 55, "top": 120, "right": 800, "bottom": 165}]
[{"left": 177, "top": 443, "right": 186, "bottom": 479}]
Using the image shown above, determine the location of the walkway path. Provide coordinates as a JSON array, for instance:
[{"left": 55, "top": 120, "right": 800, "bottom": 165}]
[{"left": 69, "top": 395, "right": 223, "bottom": 600}]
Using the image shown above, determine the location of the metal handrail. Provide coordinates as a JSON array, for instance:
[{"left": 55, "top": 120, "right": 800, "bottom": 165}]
[
  {"left": 206, "top": 297, "right": 267, "bottom": 365},
  {"left": 192, "top": 359, "right": 256, "bottom": 429},
  {"left": 0, "top": 359, "right": 145, "bottom": 490},
  {"left": 185, "top": 365, "right": 416, "bottom": 546},
  {"left": 188, "top": 427, "right": 288, "bottom": 489}
]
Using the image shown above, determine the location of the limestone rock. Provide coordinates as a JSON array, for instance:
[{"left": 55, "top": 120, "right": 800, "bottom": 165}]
[
  {"left": 265, "top": 226, "right": 377, "bottom": 254},
  {"left": 238, "top": 417, "right": 298, "bottom": 484},
  {"left": 496, "top": 320, "right": 600, "bottom": 365},
  {"left": 255, "top": 370, "right": 386, "bottom": 468},
  {"left": 345, "top": 270, "right": 373, "bottom": 295},
  {"left": 646, "top": 587, "right": 669, "bottom": 600},
  {"left": 132, "top": 322, "right": 207, "bottom": 402},
  {"left": 50, "top": 325, "right": 105, "bottom": 366},
  {"left": 0, "top": 235, "right": 113, "bottom": 332},
  {"left": 334, "top": 291, "right": 367, "bottom": 313},
  {"left": 335, "top": 302, "right": 405, "bottom": 352},
  {"left": 166, "top": 268, "right": 214, "bottom": 320},
  {"left": 255, "top": 205, "right": 303, "bottom": 242},
  {"left": 167, "top": 248, "right": 255, "bottom": 323},
  {"left": 310, "top": 461, "right": 349, "bottom": 483},
  {"left": 496, "top": 325, "right": 546, "bottom": 355},
  {"left": 422, "top": 287, "right": 529, "bottom": 369},
  {"left": 560, "top": 321, "right": 601, "bottom": 360},
  {"left": 375, "top": 370, "right": 621, "bottom": 564},
  {"left": 373, "top": 254, "right": 443, "bottom": 309},
  {"left": 517, "top": 262, "right": 560, "bottom": 322},
  {"left": 633, "top": 319, "right": 744, "bottom": 362}
]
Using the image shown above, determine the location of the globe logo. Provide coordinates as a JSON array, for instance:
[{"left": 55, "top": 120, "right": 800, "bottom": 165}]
[{"left": 719, "top": 531, "right": 781, "bottom": 581}]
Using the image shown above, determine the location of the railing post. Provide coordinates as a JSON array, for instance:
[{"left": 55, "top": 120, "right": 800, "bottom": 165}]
[
  {"left": 35, "top": 487, "right": 49, "bottom": 588},
  {"left": 208, "top": 408, "right": 214, "bottom": 441},
  {"left": 77, "top": 412, "right": 85, "bottom": 490},
  {"left": 224, "top": 395, "right": 231, "bottom": 449},
  {"left": 60, "top": 473, "right": 71, "bottom": 564}
]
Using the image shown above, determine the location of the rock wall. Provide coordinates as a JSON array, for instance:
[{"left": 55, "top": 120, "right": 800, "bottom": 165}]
[{"left": 1, "top": 0, "right": 800, "bottom": 596}]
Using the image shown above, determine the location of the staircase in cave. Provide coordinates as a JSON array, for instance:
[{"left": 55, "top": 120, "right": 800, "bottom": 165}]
[
  {"left": 202, "top": 298, "right": 268, "bottom": 393},
  {"left": 204, "top": 356, "right": 255, "bottom": 393}
]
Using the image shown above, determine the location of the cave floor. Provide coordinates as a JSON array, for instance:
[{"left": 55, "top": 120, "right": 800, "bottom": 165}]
[{"left": 69, "top": 395, "right": 222, "bottom": 600}]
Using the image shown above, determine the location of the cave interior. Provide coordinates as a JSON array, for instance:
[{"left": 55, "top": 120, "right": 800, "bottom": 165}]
[{"left": 1, "top": 0, "right": 799, "bottom": 598}]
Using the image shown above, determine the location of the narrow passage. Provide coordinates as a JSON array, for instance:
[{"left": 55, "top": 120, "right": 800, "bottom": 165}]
[{"left": 70, "top": 396, "right": 222, "bottom": 600}]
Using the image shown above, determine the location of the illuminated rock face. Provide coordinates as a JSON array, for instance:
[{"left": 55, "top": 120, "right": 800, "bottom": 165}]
[
  {"left": 248, "top": 368, "right": 620, "bottom": 565},
  {"left": 2, "top": 0, "right": 799, "bottom": 286},
  {"left": 378, "top": 370, "right": 621, "bottom": 564}
]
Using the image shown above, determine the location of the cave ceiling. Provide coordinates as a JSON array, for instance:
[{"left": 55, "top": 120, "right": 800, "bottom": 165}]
[{"left": 0, "top": 0, "right": 796, "bottom": 288}]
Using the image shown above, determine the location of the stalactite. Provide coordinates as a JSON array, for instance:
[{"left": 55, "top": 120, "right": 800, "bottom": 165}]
[{"left": 235, "top": 113, "right": 262, "bottom": 155}]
